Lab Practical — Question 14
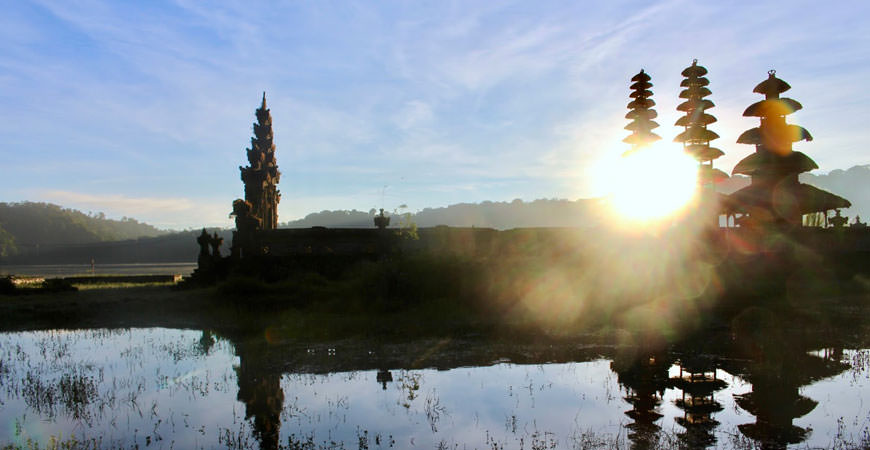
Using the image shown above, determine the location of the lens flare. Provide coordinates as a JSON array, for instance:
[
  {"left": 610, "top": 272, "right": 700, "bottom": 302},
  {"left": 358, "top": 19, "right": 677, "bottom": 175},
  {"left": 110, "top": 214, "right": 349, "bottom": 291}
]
[{"left": 602, "top": 142, "right": 699, "bottom": 224}]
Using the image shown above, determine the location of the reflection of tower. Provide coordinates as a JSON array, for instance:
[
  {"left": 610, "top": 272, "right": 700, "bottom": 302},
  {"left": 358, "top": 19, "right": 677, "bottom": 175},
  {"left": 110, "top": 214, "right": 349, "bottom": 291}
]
[
  {"left": 611, "top": 351, "right": 672, "bottom": 449},
  {"left": 728, "top": 71, "right": 849, "bottom": 227},
  {"left": 727, "top": 339, "right": 848, "bottom": 449},
  {"left": 623, "top": 69, "right": 661, "bottom": 157},
  {"left": 734, "top": 380, "right": 817, "bottom": 449},
  {"left": 235, "top": 339, "right": 285, "bottom": 450},
  {"left": 670, "top": 355, "right": 726, "bottom": 448}
]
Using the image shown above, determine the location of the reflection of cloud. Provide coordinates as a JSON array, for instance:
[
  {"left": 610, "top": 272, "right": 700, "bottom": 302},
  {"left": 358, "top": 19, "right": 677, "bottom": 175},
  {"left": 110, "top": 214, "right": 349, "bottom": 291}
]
[{"left": 33, "top": 190, "right": 232, "bottom": 230}]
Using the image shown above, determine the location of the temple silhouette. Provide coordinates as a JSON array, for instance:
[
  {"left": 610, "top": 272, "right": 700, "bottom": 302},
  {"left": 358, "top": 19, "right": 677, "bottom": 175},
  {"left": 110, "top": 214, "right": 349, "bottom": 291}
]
[
  {"left": 725, "top": 70, "right": 851, "bottom": 227},
  {"left": 191, "top": 64, "right": 865, "bottom": 287}
]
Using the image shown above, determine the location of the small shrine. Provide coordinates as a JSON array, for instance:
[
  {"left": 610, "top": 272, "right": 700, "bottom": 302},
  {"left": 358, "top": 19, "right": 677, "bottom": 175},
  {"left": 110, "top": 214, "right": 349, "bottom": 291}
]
[
  {"left": 623, "top": 70, "right": 661, "bottom": 156},
  {"left": 727, "top": 71, "right": 850, "bottom": 227}
]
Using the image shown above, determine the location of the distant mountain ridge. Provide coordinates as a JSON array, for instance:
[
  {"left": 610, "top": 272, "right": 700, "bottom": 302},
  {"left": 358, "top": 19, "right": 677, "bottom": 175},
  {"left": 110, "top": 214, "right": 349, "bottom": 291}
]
[
  {"left": 280, "top": 198, "right": 604, "bottom": 230},
  {"left": 2, "top": 165, "right": 867, "bottom": 262},
  {"left": 0, "top": 202, "right": 166, "bottom": 257}
]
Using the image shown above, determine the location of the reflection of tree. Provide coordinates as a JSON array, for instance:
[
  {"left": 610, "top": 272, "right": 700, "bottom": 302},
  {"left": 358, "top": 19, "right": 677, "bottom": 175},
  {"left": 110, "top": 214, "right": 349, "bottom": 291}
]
[
  {"left": 670, "top": 355, "right": 726, "bottom": 448},
  {"left": 611, "top": 350, "right": 672, "bottom": 449},
  {"left": 235, "top": 339, "right": 284, "bottom": 450}
]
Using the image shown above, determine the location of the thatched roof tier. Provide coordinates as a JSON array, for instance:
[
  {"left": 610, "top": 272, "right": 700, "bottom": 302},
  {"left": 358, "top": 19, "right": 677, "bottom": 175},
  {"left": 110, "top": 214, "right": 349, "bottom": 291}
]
[
  {"left": 736, "top": 125, "right": 813, "bottom": 146},
  {"left": 687, "top": 146, "right": 725, "bottom": 162},
  {"left": 677, "top": 98, "right": 715, "bottom": 112},
  {"left": 675, "top": 113, "right": 716, "bottom": 127},
  {"left": 732, "top": 151, "right": 818, "bottom": 175},
  {"left": 630, "top": 89, "right": 654, "bottom": 98},
  {"left": 630, "top": 80, "right": 652, "bottom": 90},
  {"left": 681, "top": 60, "right": 708, "bottom": 77},
  {"left": 628, "top": 97, "right": 656, "bottom": 109},
  {"left": 679, "top": 86, "right": 712, "bottom": 99},
  {"left": 675, "top": 126, "right": 720, "bottom": 143},
  {"left": 625, "top": 119, "right": 660, "bottom": 131},
  {"left": 724, "top": 182, "right": 851, "bottom": 215},
  {"left": 625, "top": 109, "right": 658, "bottom": 120},
  {"left": 681, "top": 77, "right": 709, "bottom": 87},
  {"left": 623, "top": 132, "right": 662, "bottom": 145},
  {"left": 631, "top": 70, "right": 652, "bottom": 82},
  {"left": 743, "top": 98, "right": 803, "bottom": 117},
  {"left": 753, "top": 70, "right": 791, "bottom": 97}
]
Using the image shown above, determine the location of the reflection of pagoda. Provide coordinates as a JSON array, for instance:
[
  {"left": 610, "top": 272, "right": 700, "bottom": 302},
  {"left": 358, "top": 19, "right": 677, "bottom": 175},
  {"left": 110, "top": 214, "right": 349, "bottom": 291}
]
[
  {"left": 727, "top": 71, "right": 850, "bottom": 227},
  {"left": 235, "top": 339, "right": 285, "bottom": 450},
  {"left": 240, "top": 93, "right": 281, "bottom": 230},
  {"left": 670, "top": 355, "right": 726, "bottom": 448},
  {"left": 674, "top": 60, "right": 728, "bottom": 225},
  {"left": 727, "top": 343, "right": 848, "bottom": 449},
  {"left": 623, "top": 70, "right": 661, "bottom": 156},
  {"left": 611, "top": 351, "right": 672, "bottom": 449}
]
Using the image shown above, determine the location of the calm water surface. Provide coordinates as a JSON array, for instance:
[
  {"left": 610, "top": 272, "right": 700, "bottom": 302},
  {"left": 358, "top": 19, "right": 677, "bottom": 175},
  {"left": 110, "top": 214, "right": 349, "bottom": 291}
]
[
  {"left": 0, "top": 263, "right": 197, "bottom": 277},
  {"left": 0, "top": 328, "right": 867, "bottom": 449}
]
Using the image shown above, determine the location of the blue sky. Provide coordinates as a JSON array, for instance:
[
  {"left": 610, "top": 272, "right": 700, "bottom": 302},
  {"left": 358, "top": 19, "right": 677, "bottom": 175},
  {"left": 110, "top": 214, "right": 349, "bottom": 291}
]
[{"left": 1, "top": 0, "right": 868, "bottom": 229}]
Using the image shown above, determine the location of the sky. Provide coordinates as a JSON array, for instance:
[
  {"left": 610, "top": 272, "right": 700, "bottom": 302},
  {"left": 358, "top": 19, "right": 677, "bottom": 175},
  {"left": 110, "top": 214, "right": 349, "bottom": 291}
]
[{"left": 1, "top": 0, "right": 868, "bottom": 229}]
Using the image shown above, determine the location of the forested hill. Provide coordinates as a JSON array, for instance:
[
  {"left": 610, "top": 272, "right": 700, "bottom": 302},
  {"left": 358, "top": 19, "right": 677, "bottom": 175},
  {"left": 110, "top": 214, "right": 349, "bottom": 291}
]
[
  {"left": 281, "top": 198, "right": 604, "bottom": 229},
  {"left": 0, "top": 202, "right": 166, "bottom": 257}
]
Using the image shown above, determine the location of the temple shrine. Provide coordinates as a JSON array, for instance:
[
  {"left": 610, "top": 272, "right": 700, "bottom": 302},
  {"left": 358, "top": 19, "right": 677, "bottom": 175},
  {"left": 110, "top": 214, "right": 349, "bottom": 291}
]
[
  {"left": 726, "top": 71, "right": 850, "bottom": 227},
  {"left": 623, "top": 69, "right": 661, "bottom": 156},
  {"left": 674, "top": 60, "right": 729, "bottom": 225}
]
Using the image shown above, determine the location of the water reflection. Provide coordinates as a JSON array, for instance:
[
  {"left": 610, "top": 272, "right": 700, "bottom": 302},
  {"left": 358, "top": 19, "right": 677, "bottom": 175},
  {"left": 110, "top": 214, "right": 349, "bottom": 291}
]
[
  {"left": 235, "top": 337, "right": 284, "bottom": 450},
  {"left": 0, "top": 323, "right": 867, "bottom": 449},
  {"left": 670, "top": 355, "right": 726, "bottom": 448}
]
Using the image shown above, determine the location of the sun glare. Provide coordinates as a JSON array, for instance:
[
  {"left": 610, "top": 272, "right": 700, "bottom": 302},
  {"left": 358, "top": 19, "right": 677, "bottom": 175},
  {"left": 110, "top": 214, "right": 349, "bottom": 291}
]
[{"left": 602, "top": 142, "right": 699, "bottom": 224}]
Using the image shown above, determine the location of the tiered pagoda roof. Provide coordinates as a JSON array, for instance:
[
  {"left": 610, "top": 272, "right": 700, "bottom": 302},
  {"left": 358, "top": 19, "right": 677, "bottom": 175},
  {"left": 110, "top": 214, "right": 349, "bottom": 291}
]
[
  {"left": 623, "top": 70, "right": 661, "bottom": 156},
  {"left": 674, "top": 60, "right": 728, "bottom": 185},
  {"left": 727, "top": 71, "right": 850, "bottom": 225}
]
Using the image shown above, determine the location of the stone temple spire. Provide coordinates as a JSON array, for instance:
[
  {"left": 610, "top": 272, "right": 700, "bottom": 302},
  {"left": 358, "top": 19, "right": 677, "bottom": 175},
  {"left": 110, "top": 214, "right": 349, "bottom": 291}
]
[
  {"left": 239, "top": 92, "right": 281, "bottom": 230},
  {"left": 623, "top": 70, "right": 661, "bottom": 156}
]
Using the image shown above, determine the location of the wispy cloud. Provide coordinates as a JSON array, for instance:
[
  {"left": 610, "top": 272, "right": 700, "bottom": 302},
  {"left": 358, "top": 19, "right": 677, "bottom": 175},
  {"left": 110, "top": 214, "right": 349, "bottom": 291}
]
[{"left": 1, "top": 0, "right": 868, "bottom": 229}]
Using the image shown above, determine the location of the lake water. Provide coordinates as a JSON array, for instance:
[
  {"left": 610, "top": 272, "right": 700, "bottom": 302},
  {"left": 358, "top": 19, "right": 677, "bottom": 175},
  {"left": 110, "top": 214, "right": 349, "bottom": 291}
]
[
  {"left": 0, "top": 263, "right": 197, "bottom": 277},
  {"left": 0, "top": 328, "right": 867, "bottom": 449}
]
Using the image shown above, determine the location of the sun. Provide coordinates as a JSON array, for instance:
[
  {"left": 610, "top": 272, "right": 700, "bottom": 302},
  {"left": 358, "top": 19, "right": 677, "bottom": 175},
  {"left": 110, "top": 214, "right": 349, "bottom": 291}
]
[{"left": 600, "top": 142, "right": 699, "bottom": 224}]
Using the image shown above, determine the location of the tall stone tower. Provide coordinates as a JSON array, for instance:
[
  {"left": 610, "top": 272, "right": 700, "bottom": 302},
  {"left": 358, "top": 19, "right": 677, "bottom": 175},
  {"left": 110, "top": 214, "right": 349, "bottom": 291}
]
[{"left": 240, "top": 93, "right": 281, "bottom": 230}]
